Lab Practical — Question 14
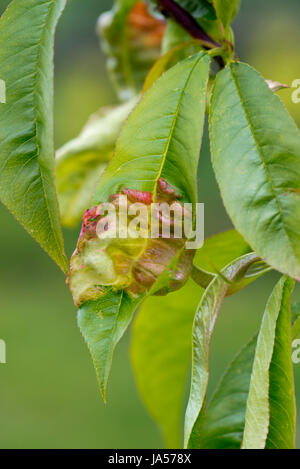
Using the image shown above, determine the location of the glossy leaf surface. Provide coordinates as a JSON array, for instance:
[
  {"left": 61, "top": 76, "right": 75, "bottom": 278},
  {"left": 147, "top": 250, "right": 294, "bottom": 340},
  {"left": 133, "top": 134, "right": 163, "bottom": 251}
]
[
  {"left": 210, "top": 63, "right": 300, "bottom": 279},
  {"left": 0, "top": 0, "right": 68, "bottom": 272}
]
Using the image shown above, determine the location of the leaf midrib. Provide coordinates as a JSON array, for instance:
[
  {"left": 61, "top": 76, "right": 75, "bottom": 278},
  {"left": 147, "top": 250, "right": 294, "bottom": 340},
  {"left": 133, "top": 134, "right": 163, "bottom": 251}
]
[
  {"left": 32, "top": 0, "right": 67, "bottom": 271},
  {"left": 229, "top": 64, "right": 300, "bottom": 265},
  {"left": 153, "top": 54, "right": 204, "bottom": 201}
]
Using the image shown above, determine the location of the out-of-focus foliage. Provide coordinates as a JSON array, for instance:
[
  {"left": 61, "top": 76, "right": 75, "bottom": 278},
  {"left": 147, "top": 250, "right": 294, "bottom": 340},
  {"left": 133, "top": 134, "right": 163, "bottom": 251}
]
[
  {"left": 143, "top": 40, "right": 202, "bottom": 92},
  {"left": 98, "top": 0, "right": 165, "bottom": 101},
  {"left": 212, "top": 0, "right": 240, "bottom": 31},
  {"left": 56, "top": 99, "right": 136, "bottom": 228},
  {"left": 131, "top": 280, "right": 203, "bottom": 448},
  {"left": 131, "top": 231, "right": 263, "bottom": 448},
  {"left": 194, "top": 229, "right": 251, "bottom": 272},
  {"left": 161, "top": 20, "right": 191, "bottom": 53},
  {"left": 163, "top": 0, "right": 216, "bottom": 20}
]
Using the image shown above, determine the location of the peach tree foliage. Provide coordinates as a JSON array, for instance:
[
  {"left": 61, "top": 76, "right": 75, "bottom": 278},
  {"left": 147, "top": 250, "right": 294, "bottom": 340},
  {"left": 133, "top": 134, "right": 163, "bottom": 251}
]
[{"left": 0, "top": 0, "right": 300, "bottom": 449}]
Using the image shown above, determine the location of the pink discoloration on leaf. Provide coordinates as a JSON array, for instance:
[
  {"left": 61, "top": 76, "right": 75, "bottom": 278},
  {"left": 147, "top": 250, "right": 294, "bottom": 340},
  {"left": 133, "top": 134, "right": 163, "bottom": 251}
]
[
  {"left": 158, "top": 178, "right": 181, "bottom": 198},
  {"left": 67, "top": 179, "right": 195, "bottom": 306},
  {"left": 121, "top": 187, "right": 153, "bottom": 204}
]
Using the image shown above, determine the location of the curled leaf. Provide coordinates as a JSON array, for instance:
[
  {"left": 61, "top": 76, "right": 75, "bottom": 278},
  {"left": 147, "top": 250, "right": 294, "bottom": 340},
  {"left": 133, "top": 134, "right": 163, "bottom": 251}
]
[
  {"left": 184, "top": 252, "right": 260, "bottom": 448},
  {"left": 68, "top": 179, "right": 194, "bottom": 307},
  {"left": 71, "top": 52, "right": 210, "bottom": 400},
  {"left": 68, "top": 52, "right": 211, "bottom": 306}
]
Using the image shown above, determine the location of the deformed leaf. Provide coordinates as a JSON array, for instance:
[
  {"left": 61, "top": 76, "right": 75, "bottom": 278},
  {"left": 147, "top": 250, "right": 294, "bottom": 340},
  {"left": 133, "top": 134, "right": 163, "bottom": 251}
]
[
  {"left": 184, "top": 252, "right": 259, "bottom": 448},
  {"left": 56, "top": 99, "right": 136, "bottom": 227},
  {"left": 0, "top": 0, "right": 68, "bottom": 272},
  {"left": 98, "top": 0, "right": 165, "bottom": 101},
  {"left": 68, "top": 53, "right": 211, "bottom": 305},
  {"left": 242, "top": 276, "right": 296, "bottom": 449},
  {"left": 210, "top": 63, "right": 300, "bottom": 280},
  {"left": 131, "top": 279, "right": 203, "bottom": 448},
  {"left": 71, "top": 52, "right": 211, "bottom": 401},
  {"left": 78, "top": 243, "right": 193, "bottom": 402}
]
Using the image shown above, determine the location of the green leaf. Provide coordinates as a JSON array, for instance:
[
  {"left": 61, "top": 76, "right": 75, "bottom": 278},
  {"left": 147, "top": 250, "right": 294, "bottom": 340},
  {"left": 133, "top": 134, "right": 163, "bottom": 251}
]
[
  {"left": 212, "top": 0, "right": 240, "bottom": 30},
  {"left": 56, "top": 99, "right": 136, "bottom": 228},
  {"left": 210, "top": 63, "right": 300, "bottom": 280},
  {"left": 242, "top": 276, "right": 296, "bottom": 449},
  {"left": 78, "top": 243, "right": 192, "bottom": 402},
  {"left": 161, "top": 19, "right": 192, "bottom": 54},
  {"left": 0, "top": 0, "right": 68, "bottom": 273},
  {"left": 78, "top": 288, "right": 143, "bottom": 402},
  {"left": 74, "top": 52, "right": 210, "bottom": 402},
  {"left": 173, "top": 0, "right": 216, "bottom": 20},
  {"left": 98, "top": 0, "right": 165, "bottom": 101},
  {"left": 199, "top": 336, "right": 257, "bottom": 449},
  {"left": 131, "top": 279, "right": 203, "bottom": 448},
  {"left": 184, "top": 252, "right": 259, "bottom": 448},
  {"left": 93, "top": 52, "right": 211, "bottom": 205},
  {"left": 199, "top": 283, "right": 299, "bottom": 449}
]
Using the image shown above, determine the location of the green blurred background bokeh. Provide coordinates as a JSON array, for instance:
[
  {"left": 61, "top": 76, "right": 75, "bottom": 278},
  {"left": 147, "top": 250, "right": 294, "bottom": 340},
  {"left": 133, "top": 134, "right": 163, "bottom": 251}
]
[{"left": 0, "top": 0, "right": 300, "bottom": 449}]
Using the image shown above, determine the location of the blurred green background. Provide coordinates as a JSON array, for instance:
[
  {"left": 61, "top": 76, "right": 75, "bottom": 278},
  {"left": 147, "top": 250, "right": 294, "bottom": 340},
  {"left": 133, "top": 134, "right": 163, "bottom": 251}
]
[{"left": 0, "top": 0, "right": 300, "bottom": 449}]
